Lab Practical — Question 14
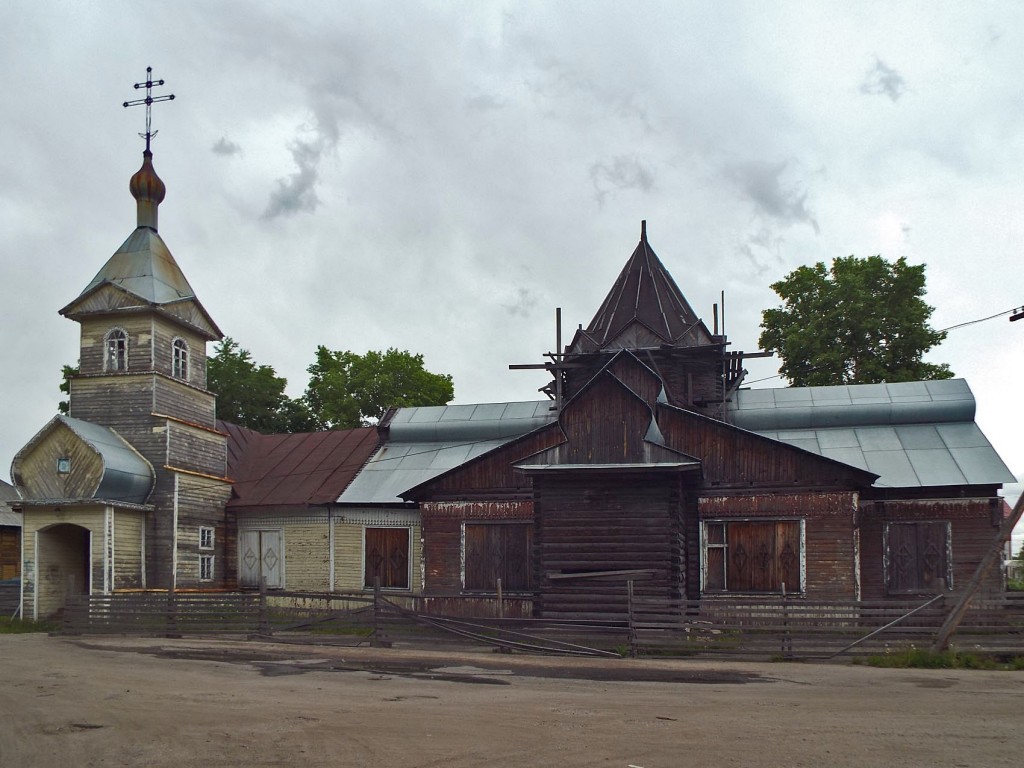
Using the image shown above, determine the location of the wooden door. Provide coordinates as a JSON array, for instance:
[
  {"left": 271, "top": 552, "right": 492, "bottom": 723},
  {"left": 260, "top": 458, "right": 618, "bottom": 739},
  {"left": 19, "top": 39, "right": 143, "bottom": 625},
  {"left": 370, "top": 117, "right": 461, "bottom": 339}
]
[
  {"left": 239, "top": 530, "right": 282, "bottom": 589},
  {"left": 364, "top": 528, "right": 409, "bottom": 589}
]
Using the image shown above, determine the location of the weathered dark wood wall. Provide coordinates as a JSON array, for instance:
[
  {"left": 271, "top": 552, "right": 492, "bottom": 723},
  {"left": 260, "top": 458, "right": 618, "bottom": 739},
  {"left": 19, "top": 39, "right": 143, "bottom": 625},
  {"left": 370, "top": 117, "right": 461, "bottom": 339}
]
[
  {"left": 858, "top": 498, "right": 1003, "bottom": 599},
  {"left": 420, "top": 500, "right": 534, "bottom": 594},
  {"left": 700, "top": 492, "right": 859, "bottom": 599},
  {"left": 534, "top": 472, "right": 687, "bottom": 620}
]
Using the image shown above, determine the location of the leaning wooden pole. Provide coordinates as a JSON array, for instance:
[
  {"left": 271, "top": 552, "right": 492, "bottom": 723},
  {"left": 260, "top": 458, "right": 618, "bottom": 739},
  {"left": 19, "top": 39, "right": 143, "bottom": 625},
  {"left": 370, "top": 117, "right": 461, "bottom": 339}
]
[{"left": 931, "top": 492, "right": 1024, "bottom": 652}]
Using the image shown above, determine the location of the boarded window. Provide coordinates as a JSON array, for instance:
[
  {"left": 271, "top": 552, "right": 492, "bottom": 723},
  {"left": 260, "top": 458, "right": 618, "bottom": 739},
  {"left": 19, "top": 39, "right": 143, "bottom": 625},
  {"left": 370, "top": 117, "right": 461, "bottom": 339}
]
[
  {"left": 464, "top": 523, "right": 533, "bottom": 592},
  {"left": 886, "top": 522, "right": 951, "bottom": 594},
  {"left": 364, "top": 527, "right": 410, "bottom": 590},
  {"left": 703, "top": 520, "right": 802, "bottom": 594}
]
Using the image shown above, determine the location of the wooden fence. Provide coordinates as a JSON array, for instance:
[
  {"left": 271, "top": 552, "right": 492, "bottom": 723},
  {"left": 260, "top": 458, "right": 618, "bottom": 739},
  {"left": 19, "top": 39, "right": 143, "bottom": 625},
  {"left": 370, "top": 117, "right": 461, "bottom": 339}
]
[{"left": 59, "top": 588, "right": 1024, "bottom": 660}]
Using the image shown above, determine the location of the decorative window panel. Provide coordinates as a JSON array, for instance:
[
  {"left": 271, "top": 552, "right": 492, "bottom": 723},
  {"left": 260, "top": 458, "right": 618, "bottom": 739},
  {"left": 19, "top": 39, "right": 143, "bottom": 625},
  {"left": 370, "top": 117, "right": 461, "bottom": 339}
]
[
  {"left": 464, "top": 523, "right": 533, "bottom": 592},
  {"left": 364, "top": 527, "right": 410, "bottom": 590},
  {"left": 703, "top": 520, "right": 803, "bottom": 594},
  {"left": 885, "top": 522, "right": 952, "bottom": 594}
]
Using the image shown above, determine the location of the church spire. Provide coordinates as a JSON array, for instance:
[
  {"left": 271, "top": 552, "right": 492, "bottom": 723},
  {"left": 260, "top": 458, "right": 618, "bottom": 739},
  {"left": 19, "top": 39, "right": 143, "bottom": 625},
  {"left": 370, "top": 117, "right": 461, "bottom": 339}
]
[
  {"left": 129, "top": 151, "right": 165, "bottom": 231},
  {"left": 123, "top": 66, "right": 174, "bottom": 231}
]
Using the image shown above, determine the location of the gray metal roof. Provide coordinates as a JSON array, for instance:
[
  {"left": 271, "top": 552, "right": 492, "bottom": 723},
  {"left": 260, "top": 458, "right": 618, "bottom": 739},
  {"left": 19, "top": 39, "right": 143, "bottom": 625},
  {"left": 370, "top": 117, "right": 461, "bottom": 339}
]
[
  {"left": 79, "top": 227, "right": 198, "bottom": 305},
  {"left": 732, "top": 380, "right": 1014, "bottom": 489},
  {"left": 338, "top": 401, "right": 555, "bottom": 505},
  {"left": 729, "top": 378, "right": 976, "bottom": 430},
  {"left": 13, "top": 416, "right": 154, "bottom": 505},
  {"left": 60, "top": 417, "right": 155, "bottom": 503}
]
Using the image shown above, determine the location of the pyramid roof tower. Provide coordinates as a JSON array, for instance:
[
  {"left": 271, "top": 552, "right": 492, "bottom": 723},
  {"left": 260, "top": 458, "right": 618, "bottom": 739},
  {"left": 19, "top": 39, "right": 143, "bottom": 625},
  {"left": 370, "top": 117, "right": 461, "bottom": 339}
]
[
  {"left": 59, "top": 149, "right": 221, "bottom": 340},
  {"left": 567, "top": 221, "right": 716, "bottom": 354}
]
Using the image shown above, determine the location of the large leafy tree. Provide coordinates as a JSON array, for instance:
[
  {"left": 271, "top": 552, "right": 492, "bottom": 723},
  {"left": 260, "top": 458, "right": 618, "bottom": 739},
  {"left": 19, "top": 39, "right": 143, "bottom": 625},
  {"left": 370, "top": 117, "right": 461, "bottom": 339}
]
[
  {"left": 207, "top": 338, "right": 316, "bottom": 433},
  {"left": 759, "top": 255, "right": 953, "bottom": 386},
  {"left": 305, "top": 347, "right": 454, "bottom": 429}
]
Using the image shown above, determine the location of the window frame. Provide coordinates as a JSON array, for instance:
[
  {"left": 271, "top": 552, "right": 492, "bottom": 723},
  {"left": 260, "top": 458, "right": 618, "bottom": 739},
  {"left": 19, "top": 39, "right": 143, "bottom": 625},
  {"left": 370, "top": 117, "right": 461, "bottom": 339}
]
[
  {"left": 701, "top": 518, "right": 806, "bottom": 595},
  {"left": 362, "top": 526, "right": 412, "bottom": 591},
  {"left": 199, "top": 526, "right": 214, "bottom": 551},
  {"left": 199, "top": 553, "right": 214, "bottom": 582},
  {"left": 172, "top": 337, "right": 189, "bottom": 381},
  {"left": 104, "top": 327, "right": 128, "bottom": 372}
]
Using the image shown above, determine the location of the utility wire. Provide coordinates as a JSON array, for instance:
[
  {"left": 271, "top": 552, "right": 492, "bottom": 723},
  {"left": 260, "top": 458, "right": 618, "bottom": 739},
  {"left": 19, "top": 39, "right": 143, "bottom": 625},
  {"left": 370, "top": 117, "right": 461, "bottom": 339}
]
[
  {"left": 937, "top": 306, "right": 1018, "bottom": 333},
  {"left": 744, "top": 306, "right": 1022, "bottom": 386}
]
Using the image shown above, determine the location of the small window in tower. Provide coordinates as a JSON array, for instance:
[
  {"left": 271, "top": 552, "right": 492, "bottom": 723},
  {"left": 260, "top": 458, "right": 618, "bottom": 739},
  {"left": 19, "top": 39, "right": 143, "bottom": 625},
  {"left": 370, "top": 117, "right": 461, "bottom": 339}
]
[
  {"left": 199, "top": 554, "right": 214, "bottom": 582},
  {"left": 199, "top": 526, "right": 214, "bottom": 550},
  {"left": 105, "top": 328, "right": 128, "bottom": 372},
  {"left": 172, "top": 338, "right": 189, "bottom": 381}
]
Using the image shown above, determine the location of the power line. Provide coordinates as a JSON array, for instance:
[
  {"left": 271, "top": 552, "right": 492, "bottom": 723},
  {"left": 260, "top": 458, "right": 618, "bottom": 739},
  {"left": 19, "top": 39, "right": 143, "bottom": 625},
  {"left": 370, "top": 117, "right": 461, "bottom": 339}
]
[{"left": 937, "top": 306, "right": 1019, "bottom": 333}]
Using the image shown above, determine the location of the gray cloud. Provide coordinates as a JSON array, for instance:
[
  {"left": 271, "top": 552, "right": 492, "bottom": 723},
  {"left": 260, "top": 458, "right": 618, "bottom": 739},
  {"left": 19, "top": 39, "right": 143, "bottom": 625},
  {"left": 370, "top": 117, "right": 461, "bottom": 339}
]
[
  {"left": 501, "top": 287, "right": 539, "bottom": 318},
  {"left": 212, "top": 136, "right": 242, "bottom": 156},
  {"left": 727, "top": 160, "right": 819, "bottom": 233},
  {"left": 589, "top": 155, "right": 655, "bottom": 205},
  {"left": 860, "top": 58, "right": 906, "bottom": 101},
  {"left": 263, "top": 134, "right": 325, "bottom": 219}
]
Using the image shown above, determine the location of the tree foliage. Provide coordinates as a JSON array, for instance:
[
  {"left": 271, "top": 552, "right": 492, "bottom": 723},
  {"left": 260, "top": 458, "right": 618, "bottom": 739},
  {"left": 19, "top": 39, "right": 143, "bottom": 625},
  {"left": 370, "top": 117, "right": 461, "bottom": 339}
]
[
  {"left": 305, "top": 347, "right": 455, "bottom": 429},
  {"left": 207, "top": 338, "right": 316, "bottom": 433},
  {"left": 58, "top": 363, "right": 79, "bottom": 415},
  {"left": 759, "top": 255, "right": 953, "bottom": 387}
]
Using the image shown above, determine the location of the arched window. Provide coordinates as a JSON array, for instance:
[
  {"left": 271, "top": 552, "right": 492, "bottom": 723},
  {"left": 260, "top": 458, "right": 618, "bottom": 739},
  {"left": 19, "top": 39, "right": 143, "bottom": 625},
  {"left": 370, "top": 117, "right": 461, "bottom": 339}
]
[
  {"left": 105, "top": 328, "right": 127, "bottom": 372},
  {"left": 172, "top": 338, "right": 189, "bottom": 381}
]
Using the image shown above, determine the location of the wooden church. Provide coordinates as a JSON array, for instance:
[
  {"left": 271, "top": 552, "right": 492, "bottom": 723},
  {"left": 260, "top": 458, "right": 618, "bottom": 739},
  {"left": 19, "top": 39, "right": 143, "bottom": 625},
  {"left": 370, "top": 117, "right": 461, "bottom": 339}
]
[
  {"left": 8, "top": 83, "right": 1016, "bottom": 620},
  {"left": 12, "top": 141, "right": 232, "bottom": 619}
]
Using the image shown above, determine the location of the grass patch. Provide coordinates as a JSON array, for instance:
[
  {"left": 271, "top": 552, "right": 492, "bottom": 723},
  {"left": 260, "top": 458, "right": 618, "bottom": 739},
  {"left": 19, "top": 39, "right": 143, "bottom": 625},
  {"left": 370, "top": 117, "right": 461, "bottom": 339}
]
[
  {"left": 857, "top": 646, "right": 1024, "bottom": 670},
  {"left": 0, "top": 617, "right": 59, "bottom": 634},
  {"left": 1007, "top": 578, "right": 1024, "bottom": 592}
]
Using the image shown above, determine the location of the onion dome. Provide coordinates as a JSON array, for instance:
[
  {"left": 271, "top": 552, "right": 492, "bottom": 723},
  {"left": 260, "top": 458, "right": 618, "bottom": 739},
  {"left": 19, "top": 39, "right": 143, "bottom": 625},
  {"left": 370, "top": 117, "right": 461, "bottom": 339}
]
[{"left": 129, "top": 150, "right": 166, "bottom": 230}]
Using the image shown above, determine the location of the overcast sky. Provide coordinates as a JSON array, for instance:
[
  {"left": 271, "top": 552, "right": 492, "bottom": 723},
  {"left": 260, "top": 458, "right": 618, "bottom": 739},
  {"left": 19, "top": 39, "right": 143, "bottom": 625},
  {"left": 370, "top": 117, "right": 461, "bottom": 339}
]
[{"left": 2, "top": 2, "right": 1021, "bottom": 543}]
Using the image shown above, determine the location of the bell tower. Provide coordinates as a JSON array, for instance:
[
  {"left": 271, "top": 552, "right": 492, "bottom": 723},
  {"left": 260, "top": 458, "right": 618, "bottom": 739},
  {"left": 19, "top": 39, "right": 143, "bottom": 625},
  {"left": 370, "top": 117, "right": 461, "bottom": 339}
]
[{"left": 54, "top": 68, "right": 230, "bottom": 590}]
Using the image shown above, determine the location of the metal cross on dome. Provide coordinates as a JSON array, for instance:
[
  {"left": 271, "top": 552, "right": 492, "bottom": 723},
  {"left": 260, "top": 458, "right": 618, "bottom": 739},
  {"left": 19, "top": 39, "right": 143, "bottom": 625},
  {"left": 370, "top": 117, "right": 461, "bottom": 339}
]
[{"left": 123, "top": 66, "right": 175, "bottom": 152}]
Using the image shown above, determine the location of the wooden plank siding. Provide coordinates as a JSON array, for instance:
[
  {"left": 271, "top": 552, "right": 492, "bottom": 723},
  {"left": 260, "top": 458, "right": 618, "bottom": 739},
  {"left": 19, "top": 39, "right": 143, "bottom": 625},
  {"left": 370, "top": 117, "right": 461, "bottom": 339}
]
[
  {"left": 699, "top": 492, "right": 859, "bottom": 599},
  {"left": 658, "top": 405, "right": 872, "bottom": 489},
  {"left": 420, "top": 501, "right": 533, "bottom": 595},
  {"left": 11, "top": 421, "right": 105, "bottom": 499},
  {"left": 534, "top": 472, "right": 686, "bottom": 620},
  {"left": 0, "top": 527, "right": 19, "bottom": 580},
  {"left": 858, "top": 498, "right": 1003, "bottom": 599},
  {"left": 169, "top": 473, "right": 233, "bottom": 589}
]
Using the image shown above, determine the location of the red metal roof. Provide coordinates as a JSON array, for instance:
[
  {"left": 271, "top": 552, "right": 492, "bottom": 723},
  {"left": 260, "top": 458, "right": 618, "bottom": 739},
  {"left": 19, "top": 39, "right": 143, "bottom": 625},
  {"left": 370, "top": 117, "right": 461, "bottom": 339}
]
[{"left": 220, "top": 421, "right": 380, "bottom": 509}]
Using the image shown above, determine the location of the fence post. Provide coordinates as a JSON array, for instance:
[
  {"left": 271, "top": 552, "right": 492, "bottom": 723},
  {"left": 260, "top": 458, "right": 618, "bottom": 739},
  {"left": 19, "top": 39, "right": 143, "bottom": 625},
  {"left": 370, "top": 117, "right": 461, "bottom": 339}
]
[
  {"left": 780, "top": 582, "right": 793, "bottom": 659},
  {"left": 258, "top": 576, "right": 271, "bottom": 637},
  {"left": 165, "top": 584, "right": 180, "bottom": 638},
  {"left": 627, "top": 579, "right": 637, "bottom": 657},
  {"left": 371, "top": 575, "right": 391, "bottom": 648}
]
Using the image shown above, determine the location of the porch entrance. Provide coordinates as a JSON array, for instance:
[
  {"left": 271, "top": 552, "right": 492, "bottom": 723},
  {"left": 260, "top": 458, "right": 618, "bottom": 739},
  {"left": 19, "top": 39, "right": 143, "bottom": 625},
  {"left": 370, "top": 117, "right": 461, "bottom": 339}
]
[
  {"left": 36, "top": 523, "right": 91, "bottom": 618},
  {"left": 239, "top": 529, "right": 283, "bottom": 589}
]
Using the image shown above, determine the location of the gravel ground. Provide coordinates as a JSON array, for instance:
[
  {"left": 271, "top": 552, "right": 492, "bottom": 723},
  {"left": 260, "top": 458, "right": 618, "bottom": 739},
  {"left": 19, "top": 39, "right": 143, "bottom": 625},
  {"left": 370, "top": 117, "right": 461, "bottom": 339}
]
[{"left": 1, "top": 633, "right": 1021, "bottom": 767}]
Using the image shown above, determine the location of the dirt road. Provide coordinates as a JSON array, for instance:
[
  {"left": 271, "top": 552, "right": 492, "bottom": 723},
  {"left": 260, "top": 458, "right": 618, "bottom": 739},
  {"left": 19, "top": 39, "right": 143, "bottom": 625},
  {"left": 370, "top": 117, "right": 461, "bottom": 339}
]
[{"left": 0, "top": 634, "right": 1020, "bottom": 767}]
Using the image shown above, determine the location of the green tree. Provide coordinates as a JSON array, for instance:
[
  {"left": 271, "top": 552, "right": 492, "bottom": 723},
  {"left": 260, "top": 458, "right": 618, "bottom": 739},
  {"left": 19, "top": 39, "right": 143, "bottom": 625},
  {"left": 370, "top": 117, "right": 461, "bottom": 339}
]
[
  {"left": 58, "top": 362, "right": 79, "bottom": 415},
  {"left": 759, "top": 255, "right": 953, "bottom": 387},
  {"left": 207, "top": 338, "right": 316, "bottom": 433},
  {"left": 305, "top": 347, "right": 454, "bottom": 429}
]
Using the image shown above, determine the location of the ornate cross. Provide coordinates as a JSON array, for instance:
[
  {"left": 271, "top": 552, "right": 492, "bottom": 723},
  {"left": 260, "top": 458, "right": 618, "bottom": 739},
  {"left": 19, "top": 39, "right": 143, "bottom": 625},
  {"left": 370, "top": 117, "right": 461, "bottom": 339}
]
[{"left": 123, "top": 66, "right": 175, "bottom": 151}]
